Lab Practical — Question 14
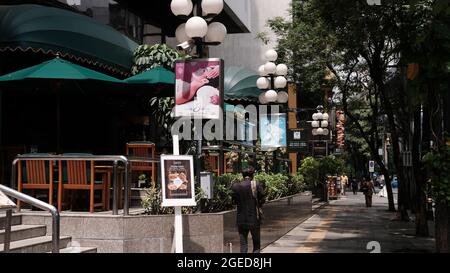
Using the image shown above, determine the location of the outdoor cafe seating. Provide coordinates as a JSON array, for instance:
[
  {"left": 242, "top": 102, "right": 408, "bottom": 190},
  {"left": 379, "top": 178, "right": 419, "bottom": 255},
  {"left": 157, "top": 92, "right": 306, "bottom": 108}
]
[
  {"left": 13, "top": 153, "right": 157, "bottom": 215},
  {"left": 126, "top": 141, "right": 156, "bottom": 189},
  {"left": 57, "top": 159, "right": 108, "bottom": 213},
  {"left": 16, "top": 156, "right": 54, "bottom": 211},
  {"left": 16, "top": 154, "right": 114, "bottom": 213}
]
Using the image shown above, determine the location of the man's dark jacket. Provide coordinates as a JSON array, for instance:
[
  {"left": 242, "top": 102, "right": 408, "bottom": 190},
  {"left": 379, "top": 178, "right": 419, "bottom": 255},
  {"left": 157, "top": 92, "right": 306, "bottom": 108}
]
[{"left": 231, "top": 178, "right": 265, "bottom": 228}]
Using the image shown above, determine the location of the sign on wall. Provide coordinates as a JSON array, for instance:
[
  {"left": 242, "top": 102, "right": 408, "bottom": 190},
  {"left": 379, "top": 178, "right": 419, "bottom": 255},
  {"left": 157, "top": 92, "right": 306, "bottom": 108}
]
[
  {"left": 259, "top": 113, "right": 287, "bottom": 151},
  {"left": 161, "top": 155, "right": 196, "bottom": 207},
  {"left": 287, "top": 128, "right": 310, "bottom": 153},
  {"left": 174, "top": 58, "right": 224, "bottom": 119}
]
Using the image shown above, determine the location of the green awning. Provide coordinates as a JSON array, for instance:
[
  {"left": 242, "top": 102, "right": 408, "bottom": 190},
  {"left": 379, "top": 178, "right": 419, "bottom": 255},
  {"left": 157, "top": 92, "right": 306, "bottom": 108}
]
[
  {"left": 224, "top": 66, "right": 261, "bottom": 102},
  {"left": 0, "top": 4, "right": 138, "bottom": 76}
]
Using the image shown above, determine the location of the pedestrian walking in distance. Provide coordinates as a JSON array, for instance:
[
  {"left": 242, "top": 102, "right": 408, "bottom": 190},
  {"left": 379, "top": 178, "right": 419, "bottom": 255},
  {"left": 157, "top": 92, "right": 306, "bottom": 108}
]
[
  {"left": 351, "top": 178, "right": 359, "bottom": 195},
  {"left": 231, "top": 167, "right": 265, "bottom": 253},
  {"left": 361, "top": 176, "right": 376, "bottom": 207}
]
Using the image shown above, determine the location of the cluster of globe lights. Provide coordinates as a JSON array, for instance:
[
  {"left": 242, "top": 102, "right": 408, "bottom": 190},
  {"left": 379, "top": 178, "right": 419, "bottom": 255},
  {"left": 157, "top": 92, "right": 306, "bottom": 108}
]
[
  {"left": 311, "top": 107, "right": 330, "bottom": 136},
  {"left": 256, "top": 49, "right": 289, "bottom": 104},
  {"left": 171, "top": 0, "right": 227, "bottom": 46}
]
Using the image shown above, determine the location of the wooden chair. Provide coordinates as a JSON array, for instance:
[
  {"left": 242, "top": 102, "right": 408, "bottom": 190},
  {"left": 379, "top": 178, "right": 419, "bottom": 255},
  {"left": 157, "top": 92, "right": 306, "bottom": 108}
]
[
  {"left": 17, "top": 159, "right": 53, "bottom": 211},
  {"left": 206, "top": 153, "right": 227, "bottom": 176},
  {"left": 126, "top": 142, "right": 156, "bottom": 188},
  {"left": 57, "top": 160, "right": 107, "bottom": 213}
]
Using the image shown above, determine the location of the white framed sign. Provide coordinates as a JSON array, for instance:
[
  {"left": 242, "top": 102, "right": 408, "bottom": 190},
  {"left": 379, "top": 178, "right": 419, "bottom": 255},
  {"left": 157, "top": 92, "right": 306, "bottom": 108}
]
[{"left": 161, "top": 155, "right": 196, "bottom": 207}]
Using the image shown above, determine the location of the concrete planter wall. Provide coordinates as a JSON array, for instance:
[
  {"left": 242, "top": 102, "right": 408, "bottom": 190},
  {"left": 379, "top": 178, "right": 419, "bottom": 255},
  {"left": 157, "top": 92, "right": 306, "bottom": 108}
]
[{"left": 20, "top": 192, "right": 312, "bottom": 253}]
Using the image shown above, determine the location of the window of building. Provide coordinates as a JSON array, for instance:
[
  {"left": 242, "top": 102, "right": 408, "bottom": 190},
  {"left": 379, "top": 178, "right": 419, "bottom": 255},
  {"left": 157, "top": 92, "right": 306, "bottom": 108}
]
[{"left": 59, "top": 0, "right": 143, "bottom": 43}]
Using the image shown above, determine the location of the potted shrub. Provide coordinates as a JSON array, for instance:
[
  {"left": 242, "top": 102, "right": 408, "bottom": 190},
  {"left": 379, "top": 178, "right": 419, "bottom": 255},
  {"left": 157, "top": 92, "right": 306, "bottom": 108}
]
[{"left": 138, "top": 174, "right": 147, "bottom": 188}]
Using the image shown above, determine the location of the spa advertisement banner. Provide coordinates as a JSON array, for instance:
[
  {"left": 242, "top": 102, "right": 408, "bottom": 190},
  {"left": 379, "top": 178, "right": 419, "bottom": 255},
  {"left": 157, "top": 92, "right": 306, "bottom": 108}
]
[
  {"left": 161, "top": 155, "right": 196, "bottom": 207},
  {"left": 259, "top": 113, "right": 287, "bottom": 151},
  {"left": 174, "top": 58, "right": 224, "bottom": 119}
]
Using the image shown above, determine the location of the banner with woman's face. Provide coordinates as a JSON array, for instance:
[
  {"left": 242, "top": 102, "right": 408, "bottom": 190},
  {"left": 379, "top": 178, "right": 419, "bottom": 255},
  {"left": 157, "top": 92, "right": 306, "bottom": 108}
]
[{"left": 174, "top": 58, "right": 224, "bottom": 120}]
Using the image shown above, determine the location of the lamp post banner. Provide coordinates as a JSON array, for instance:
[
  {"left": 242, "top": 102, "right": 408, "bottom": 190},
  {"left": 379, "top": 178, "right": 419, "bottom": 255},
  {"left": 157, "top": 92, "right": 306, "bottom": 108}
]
[
  {"left": 259, "top": 113, "right": 287, "bottom": 151},
  {"left": 174, "top": 58, "right": 224, "bottom": 119}
]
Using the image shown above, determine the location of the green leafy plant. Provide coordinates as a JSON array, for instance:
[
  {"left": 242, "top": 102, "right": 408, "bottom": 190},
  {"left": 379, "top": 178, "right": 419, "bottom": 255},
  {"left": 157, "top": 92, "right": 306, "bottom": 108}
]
[
  {"left": 141, "top": 185, "right": 204, "bottom": 215},
  {"left": 299, "top": 157, "right": 321, "bottom": 188},
  {"left": 423, "top": 141, "right": 450, "bottom": 203},
  {"left": 141, "top": 187, "right": 173, "bottom": 215},
  {"left": 138, "top": 174, "right": 146, "bottom": 181},
  {"left": 202, "top": 173, "right": 242, "bottom": 213},
  {"left": 131, "top": 43, "right": 190, "bottom": 75},
  {"left": 254, "top": 172, "right": 289, "bottom": 201},
  {"left": 130, "top": 44, "right": 189, "bottom": 145},
  {"left": 287, "top": 173, "right": 306, "bottom": 196}
]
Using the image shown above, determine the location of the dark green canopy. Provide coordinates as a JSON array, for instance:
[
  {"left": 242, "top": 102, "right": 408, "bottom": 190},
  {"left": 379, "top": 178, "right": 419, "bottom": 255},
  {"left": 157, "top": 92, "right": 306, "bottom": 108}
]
[
  {"left": 0, "top": 4, "right": 138, "bottom": 75},
  {"left": 224, "top": 66, "right": 261, "bottom": 102}
]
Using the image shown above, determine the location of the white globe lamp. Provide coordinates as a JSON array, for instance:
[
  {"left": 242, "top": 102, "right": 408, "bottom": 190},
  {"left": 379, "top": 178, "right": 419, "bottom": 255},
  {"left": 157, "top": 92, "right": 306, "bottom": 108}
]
[
  {"left": 276, "top": 64, "right": 288, "bottom": 76},
  {"left": 274, "top": 76, "right": 287, "bottom": 89},
  {"left": 312, "top": 121, "right": 319, "bottom": 128},
  {"left": 312, "top": 129, "right": 318, "bottom": 136},
  {"left": 201, "top": 0, "right": 224, "bottom": 15},
  {"left": 171, "top": 0, "right": 193, "bottom": 16},
  {"left": 316, "top": 113, "right": 323, "bottom": 120},
  {"left": 322, "top": 113, "right": 329, "bottom": 121},
  {"left": 205, "top": 22, "right": 227, "bottom": 43},
  {"left": 258, "top": 65, "right": 267, "bottom": 76},
  {"left": 276, "top": 91, "right": 289, "bottom": 103},
  {"left": 323, "top": 129, "right": 330, "bottom": 136},
  {"left": 312, "top": 113, "right": 319, "bottom": 121},
  {"left": 265, "top": 90, "right": 278, "bottom": 103},
  {"left": 265, "top": 49, "right": 278, "bottom": 62},
  {"left": 175, "top": 24, "right": 189, "bottom": 43},
  {"left": 185, "top": 16, "right": 208, "bottom": 38},
  {"left": 264, "top": 62, "right": 277, "bottom": 75},
  {"left": 259, "top": 92, "right": 267, "bottom": 104},
  {"left": 256, "top": 77, "right": 270, "bottom": 90},
  {"left": 317, "top": 128, "right": 324, "bottom": 135},
  {"left": 321, "top": 121, "right": 329, "bottom": 128}
]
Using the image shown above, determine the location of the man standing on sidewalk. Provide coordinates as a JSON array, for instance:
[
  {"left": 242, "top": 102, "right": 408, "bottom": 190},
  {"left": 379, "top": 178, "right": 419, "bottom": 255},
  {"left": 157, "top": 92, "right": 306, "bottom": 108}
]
[
  {"left": 231, "top": 167, "right": 265, "bottom": 253},
  {"left": 361, "top": 176, "right": 376, "bottom": 207}
]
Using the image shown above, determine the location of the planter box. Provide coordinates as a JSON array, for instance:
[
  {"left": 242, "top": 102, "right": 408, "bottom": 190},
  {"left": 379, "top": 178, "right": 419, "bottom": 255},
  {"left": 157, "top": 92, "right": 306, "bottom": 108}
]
[{"left": 20, "top": 192, "right": 312, "bottom": 253}]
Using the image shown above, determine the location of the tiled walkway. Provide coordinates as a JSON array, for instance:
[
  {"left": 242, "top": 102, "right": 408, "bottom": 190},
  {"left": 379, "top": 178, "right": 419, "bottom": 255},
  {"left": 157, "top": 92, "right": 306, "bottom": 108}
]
[{"left": 262, "top": 191, "right": 436, "bottom": 253}]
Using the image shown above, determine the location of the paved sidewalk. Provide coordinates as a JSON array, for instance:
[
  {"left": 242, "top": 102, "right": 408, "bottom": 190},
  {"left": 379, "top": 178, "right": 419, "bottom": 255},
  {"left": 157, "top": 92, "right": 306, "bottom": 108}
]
[{"left": 262, "top": 191, "right": 436, "bottom": 253}]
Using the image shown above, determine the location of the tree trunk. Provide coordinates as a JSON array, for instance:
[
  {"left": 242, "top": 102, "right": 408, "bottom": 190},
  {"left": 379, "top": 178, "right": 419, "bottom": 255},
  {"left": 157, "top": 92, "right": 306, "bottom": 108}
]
[{"left": 435, "top": 201, "right": 450, "bottom": 253}]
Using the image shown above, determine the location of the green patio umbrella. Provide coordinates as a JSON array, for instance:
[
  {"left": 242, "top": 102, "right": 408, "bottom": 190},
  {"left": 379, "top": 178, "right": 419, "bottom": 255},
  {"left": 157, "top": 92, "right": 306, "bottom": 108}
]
[
  {"left": 0, "top": 57, "right": 122, "bottom": 153},
  {"left": 123, "top": 66, "right": 175, "bottom": 97},
  {"left": 224, "top": 66, "right": 261, "bottom": 102},
  {"left": 124, "top": 66, "right": 175, "bottom": 84},
  {"left": 0, "top": 57, "right": 122, "bottom": 83}
]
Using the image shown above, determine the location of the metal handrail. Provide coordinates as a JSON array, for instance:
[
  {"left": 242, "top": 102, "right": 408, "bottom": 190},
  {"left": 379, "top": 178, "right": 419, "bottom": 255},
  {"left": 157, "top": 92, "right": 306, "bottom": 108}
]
[
  {"left": 0, "top": 184, "right": 60, "bottom": 253},
  {"left": 11, "top": 154, "right": 160, "bottom": 216}
]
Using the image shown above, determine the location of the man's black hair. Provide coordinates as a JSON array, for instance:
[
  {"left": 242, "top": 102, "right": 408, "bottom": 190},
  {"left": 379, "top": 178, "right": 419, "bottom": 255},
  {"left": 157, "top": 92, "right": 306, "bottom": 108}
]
[{"left": 242, "top": 167, "right": 255, "bottom": 179}]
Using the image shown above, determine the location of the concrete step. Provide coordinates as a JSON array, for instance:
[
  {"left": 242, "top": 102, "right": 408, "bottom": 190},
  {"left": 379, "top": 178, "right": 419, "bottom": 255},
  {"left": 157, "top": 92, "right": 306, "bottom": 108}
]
[
  {"left": 0, "top": 214, "right": 22, "bottom": 229},
  {"left": 0, "top": 235, "right": 71, "bottom": 253},
  {"left": 0, "top": 224, "right": 47, "bottom": 244},
  {"left": 55, "top": 246, "right": 97, "bottom": 253}
]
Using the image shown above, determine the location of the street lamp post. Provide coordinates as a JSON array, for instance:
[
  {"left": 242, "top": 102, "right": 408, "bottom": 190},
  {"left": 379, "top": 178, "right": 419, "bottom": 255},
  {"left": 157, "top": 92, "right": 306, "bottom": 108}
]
[
  {"left": 256, "top": 49, "right": 289, "bottom": 105},
  {"left": 170, "top": 0, "right": 226, "bottom": 254},
  {"left": 311, "top": 105, "right": 330, "bottom": 201},
  {"left": 256, "top": 49, "right": 289, "bottom": 172},
  {"left": 311, "top": 105, "right": 330, "bottom": 157},
  {"left": 172, "top": 0, "right": 227, "bottom": 173}
]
